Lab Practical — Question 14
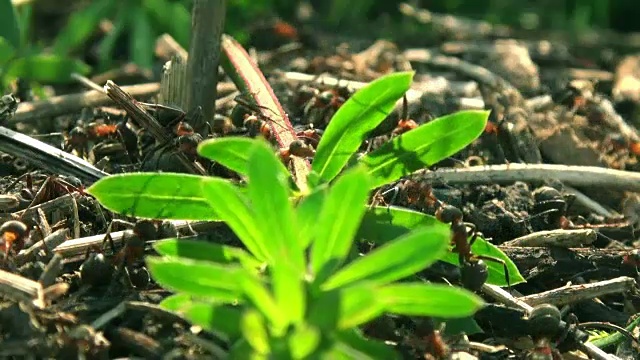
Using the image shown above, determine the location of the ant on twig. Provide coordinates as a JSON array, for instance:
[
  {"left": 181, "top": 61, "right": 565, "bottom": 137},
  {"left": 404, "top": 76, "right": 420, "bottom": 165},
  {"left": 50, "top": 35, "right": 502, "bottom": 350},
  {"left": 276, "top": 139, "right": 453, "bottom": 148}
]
[{"left": 378, "top": 179, "right": 511, "bottom": 292}]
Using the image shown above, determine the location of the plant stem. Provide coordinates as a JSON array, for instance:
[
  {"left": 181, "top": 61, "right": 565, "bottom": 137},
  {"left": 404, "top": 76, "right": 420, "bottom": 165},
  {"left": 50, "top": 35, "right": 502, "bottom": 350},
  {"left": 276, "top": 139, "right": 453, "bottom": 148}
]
[{"left": 186, "top": 0, "right": 227, "bottom": 137}]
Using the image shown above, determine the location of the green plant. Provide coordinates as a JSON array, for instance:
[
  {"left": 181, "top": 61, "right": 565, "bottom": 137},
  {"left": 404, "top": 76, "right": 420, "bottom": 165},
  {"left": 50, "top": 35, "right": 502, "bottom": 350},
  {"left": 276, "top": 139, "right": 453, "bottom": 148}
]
[
  {"left": 140, "top": 139, "right": 484, "bottom": 357},
  {"left": 0, "top": 1, "right": 89, "bottom": 93},
  {"left": 91, "top": 50, "right": 525, "bottom": 288},
  {"left": 52, "top": 0, "right": 191, "bottom": 70}
]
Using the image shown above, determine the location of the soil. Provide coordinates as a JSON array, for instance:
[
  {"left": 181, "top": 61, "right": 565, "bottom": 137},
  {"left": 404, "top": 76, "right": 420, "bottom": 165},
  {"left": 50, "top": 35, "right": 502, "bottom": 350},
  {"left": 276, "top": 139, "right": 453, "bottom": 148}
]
[{"left": 2, "top": 2, "right": 640, "bottom": 360}]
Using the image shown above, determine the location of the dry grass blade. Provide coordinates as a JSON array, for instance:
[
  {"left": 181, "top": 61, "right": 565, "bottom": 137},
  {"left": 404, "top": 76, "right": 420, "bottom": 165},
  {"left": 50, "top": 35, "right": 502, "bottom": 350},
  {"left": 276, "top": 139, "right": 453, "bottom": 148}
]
[
  {"left": 10, "top": 83, "right": 160, "bottom": 124},
  {"left": 220, "top": 34, "right": 309, "bottom": 191},
  {"left": 0, "top": 126, "right": 108, "bottom": 184}
]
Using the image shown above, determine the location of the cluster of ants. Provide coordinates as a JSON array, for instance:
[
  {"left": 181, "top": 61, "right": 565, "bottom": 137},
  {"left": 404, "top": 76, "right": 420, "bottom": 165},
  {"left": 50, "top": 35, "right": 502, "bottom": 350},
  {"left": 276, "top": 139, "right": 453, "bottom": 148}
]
[{"left": 63, "top": 102, "right": 204, "bottom": 172}]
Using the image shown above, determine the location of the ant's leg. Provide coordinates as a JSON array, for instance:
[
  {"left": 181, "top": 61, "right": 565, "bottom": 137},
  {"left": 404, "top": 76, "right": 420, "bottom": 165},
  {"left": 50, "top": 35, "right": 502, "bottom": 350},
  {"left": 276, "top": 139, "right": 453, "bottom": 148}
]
[
  {"left": 477, "top": 255, "right": 510, "bottom": 290},
  {"left": 101, "top": 219, "right": 134, "bottom": 253},
  {"left": 380, "top": 185, "right": 401, "bottom": 207},
  {"left": 464, "top": 222, "right": 478, "bottom": 246}
]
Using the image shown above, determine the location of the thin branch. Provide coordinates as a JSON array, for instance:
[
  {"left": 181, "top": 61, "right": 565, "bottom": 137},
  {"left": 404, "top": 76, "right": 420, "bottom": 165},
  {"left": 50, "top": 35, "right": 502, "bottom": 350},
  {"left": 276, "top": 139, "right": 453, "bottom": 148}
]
[{"left": 415, "top": 163, "right": 640, "bottom": 193}]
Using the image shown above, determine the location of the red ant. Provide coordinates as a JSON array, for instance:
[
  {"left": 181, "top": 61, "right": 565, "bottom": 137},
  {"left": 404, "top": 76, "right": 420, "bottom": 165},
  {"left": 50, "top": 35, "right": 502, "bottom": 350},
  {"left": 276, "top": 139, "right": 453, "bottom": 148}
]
[
  {"left": 0, "top": 220, "right": 29, "bottom": 257},
  {"left": 278, "top": 139, "right": 316, "bottom": 164},
  {"left": 81, "top": 219, "right": 176, "bottom": 288},
  {"left": 435, "top": 202, "right": 511, "bottom": 292},
  {"left": 391, "top": 95, "right": 418, "bottom": 136},
  {"left": 300, "top": 81, "right": 351, "bottom": 126},
  {"left": 379, "top": 179, "right": 511, "bottom": 291},
  {"left": 602, "top": 133, "right": 640, "bottom": 157}
]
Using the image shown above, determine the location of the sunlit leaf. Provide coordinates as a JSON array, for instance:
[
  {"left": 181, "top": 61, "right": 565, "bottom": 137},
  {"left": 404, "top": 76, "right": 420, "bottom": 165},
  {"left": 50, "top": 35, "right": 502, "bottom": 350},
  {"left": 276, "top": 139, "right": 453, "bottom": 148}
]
[
  {"left": 313, "top": 71, "right": 414, "bottom": 184},
  {"left": 246, "top": 140, "right": 305, "bottom": 325},
  {"left": 311, "top": 166, "right": 371, "bottom": 284},
  {"left": 199, "top": 137, "right": 264, "bottom": 176},
  {"left": 159, "top": 293, "right": 196, "bottom": 312},
  {"left": 322, "top": 225, "right": 450, "bottom": 290},
  {"left": 241, "top": 309, "right": 270, "bottom": 355},
  {"left": 88, "top": 173, "right": 219, "bottom": 220},
  {"left": 153, "top": 238, "right": 262, "bottom": 271},
  {"left": 360, "top": 110, "right": 489, "bottom": 189},
  {"left": 239, "top": 274, "right": 288, "bottom": 333},
  {"left": 200, "top": 177, "right": 270, "bottom": 262},
  {"left": 295, "top": 184, "right": 327, "bottom": 249},
  {"left": 378, "top": 283, "right": 484, "bottom": 318},
  {"left": 4, "top": 54, "right": 90, "bottom": 83},
  {"left": 289, "top": 323, "right": 321, "bottom": 359},
  {"left": 146, "top": 256, "right": 246, "bottom": 302},
  {"left": 308, "top": 285, "right": 384, "bottom": 330}
]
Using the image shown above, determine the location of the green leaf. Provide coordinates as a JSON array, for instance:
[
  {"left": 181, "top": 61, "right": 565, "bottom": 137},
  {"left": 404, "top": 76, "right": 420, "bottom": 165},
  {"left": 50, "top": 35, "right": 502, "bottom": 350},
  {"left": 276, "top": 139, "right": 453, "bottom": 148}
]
[
  {"left": 436, "top": 317, "right": 484, "bottom": 336},
  {"left": 326, "top": 329, "right": 400, "bottom": 360},
  {"left": 241, "top": 309, "right": 270, "bottom": 355},
  {"left": 200, "top": 177, "right": 270, "bottom": 262},
  {"left": 322, "top": 225, "right": 450, "bottom": 290},
  {"left": 53, "top": 0, "right": 114, "bottom": 54},
  {"left": 312, "top": 71, "right": 414, "bottom": 184},
  {"left": 0, "top": 36, "right": 16, "bottom": 64},
  {"left": 295, "top": 184, "right": 327, "bottom": 249},
  {"left": 308, "top": 285, "right": 385, "bottom": 330},
  {"left": 185, "top": 302, "right": 243, "bottom": 340},
  {"left": 441, "top": 236, "right": 525, "bottom": 287},
  {"left": 153, "top": 238, "right": 262, "bottom": 271},
  {"left": 360, "top": 110, "right": 489, "bottom": 189},
  {"left": 289, "top": 323, "right": 321, "bottom": 359},
  {"left": 130, "top": 4, "right": 155, "bottom": 69},
  {"left": 142, "top": 0, "right": 191, "bottom": 46},
  {"left": 311, "top": 166, "right": 371, "bottom": 284},
  {"left": 87, "top": 173, "right": 219, "bottom": 221},
  {"left": 146, "top": 256, "right": 246, "bottom": 302},
  {"left": 359, "top": 206, "right": 525, "bottom": 286},
  {"left": 377, "top": 283, "right": 484, "bottom": 318},
  {"left": 98, "top": 3, "right": 129, "bottom": 69},
  {"left": 239, "top": 274, "right": 288, "bottom": 333},
  {"left": 15, "top": 4, "right": 31, "bottom": 50},
  {"left": 246, "top": 140, "right": 305, "bottom": 325},
  {"left": 159, "top": 293, "right": 196, "bottom": 312},
  {"left": 358, "top": 206, "right": 441, "bottom": 246},
  {"left": 0, "top": 0, "right": 20, "bottom": 50},
  {"left": 4, "top": 54, "right": 90, "bottom": 83},
  {"left": 198, "top": 137, "right": 290, "bottom": 178}
]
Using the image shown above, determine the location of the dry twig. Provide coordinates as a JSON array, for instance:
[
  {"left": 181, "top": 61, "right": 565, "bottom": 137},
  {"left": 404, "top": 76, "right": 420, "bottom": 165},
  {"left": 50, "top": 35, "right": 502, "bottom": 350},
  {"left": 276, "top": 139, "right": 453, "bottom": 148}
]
[
  {"left": 415, "top": 163, "right": 640, "bottom": 193},
  {"left": 518, "top": 276, "right": 637, "bottom": 307}
]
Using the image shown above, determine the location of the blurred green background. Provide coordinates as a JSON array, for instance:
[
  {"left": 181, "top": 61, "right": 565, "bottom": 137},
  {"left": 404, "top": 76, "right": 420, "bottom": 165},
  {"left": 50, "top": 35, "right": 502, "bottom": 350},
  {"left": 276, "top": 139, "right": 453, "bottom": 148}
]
[{"left": 3, "top": 0, "right": 640, "bottom": 94}]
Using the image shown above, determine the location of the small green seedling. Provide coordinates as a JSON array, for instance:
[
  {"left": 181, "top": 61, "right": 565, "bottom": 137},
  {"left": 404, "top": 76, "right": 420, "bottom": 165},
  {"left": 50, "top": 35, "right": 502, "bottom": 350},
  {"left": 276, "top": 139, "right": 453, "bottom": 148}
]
[{"left": 139, "top": 139, "right": 484, "bottom": 358}]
